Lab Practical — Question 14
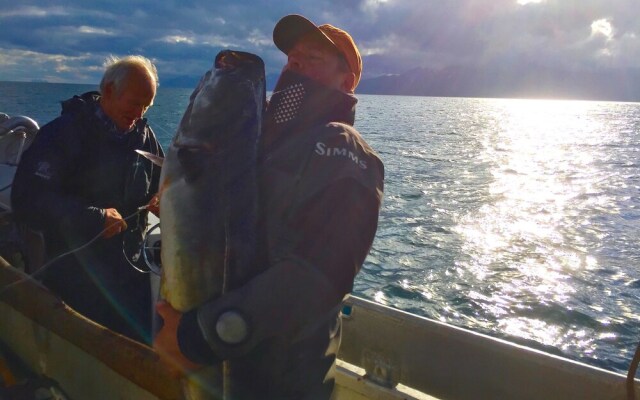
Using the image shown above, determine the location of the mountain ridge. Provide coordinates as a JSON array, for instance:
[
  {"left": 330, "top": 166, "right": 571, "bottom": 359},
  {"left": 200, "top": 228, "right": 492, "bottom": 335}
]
[
  {"left": 13, "top": 65, "right": 639, "bottom": 102},
  {"left": 356, "top": 65, "right": 640, "bottom": 102},
  {"left": 160, "top": 65, "right": 640, "bottom": 102}
]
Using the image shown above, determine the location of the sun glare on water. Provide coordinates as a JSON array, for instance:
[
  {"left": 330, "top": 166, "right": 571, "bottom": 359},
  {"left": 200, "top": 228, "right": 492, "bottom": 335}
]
[{"left": 453, "top": 98, "right": 618, "bottom": 350}]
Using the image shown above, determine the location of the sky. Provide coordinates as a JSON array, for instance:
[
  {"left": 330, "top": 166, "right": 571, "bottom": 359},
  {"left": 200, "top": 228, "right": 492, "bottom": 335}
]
[{"left": 0, "top": 0, "right": 638, "bottom": 89}]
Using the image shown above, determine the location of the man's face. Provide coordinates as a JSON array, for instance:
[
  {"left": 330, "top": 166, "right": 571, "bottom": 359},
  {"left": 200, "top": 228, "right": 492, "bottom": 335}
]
[
  {"left": 283, "top": 34, "right": 353, "bottom": 93},
  {"left": 101, "top": 67, "right": 156, "bottom": 131}
]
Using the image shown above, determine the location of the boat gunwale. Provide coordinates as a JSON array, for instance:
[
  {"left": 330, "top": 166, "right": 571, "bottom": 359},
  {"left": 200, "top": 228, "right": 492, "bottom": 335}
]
[{"left": 0, "top": 257, "right": 183, "bottom": 399}]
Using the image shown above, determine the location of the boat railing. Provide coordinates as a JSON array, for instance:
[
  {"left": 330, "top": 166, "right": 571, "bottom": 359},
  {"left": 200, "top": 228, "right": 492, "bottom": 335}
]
[
  {"left": 339, "top": 295, "right": 640, "bottom": 400},
  {"left": 0, "top": 114, "right": 39, "bottom": 212},
  {"left": 0, "top": 114, "right": 39, "bottom": 167}
]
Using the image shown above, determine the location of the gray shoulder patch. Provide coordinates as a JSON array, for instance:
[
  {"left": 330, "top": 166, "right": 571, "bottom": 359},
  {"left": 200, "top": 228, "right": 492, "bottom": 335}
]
[{"left": 34, "top": 161, "right": 53, "bottom": 180}]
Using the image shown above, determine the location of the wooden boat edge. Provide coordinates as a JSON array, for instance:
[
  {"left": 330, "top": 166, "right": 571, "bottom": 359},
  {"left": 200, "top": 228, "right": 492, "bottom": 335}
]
[{"left": 0, "top": 258, "right": 184, "bottom": 400}]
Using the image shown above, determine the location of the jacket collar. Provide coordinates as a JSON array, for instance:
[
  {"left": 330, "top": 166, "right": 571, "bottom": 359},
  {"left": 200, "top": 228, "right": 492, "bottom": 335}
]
[
  {"left": 262, "top": 71, "right": 357, "bottom": 151},
  {"left": 61, "top": 91, "right": 147, "bottom": 144}
]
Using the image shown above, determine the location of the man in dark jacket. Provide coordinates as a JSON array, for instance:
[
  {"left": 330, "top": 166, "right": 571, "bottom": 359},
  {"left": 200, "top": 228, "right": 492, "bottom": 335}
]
[
  {"left": 154, "top": 15, "right": 384, "bottom": 399},
  {"left": 11, "top": 55, "right": 164, "bottom": 344}
]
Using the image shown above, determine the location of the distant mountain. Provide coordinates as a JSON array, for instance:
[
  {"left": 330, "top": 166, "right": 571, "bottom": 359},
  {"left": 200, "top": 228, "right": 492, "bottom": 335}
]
[
  {"left": 161, "top": 73, "right": 281, "bottom": 92},
  {"left": 357, "top": 66, "right": 640, "bottom": 102},
  {"left": 160, "top": 66, "right": 640, "bottom": 102}
]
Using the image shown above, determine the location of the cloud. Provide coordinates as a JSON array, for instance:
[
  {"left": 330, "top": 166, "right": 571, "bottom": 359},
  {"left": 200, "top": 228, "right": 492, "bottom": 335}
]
[
  {"left": 76, "top": 26, "right": 114, "bottom": 36},
  {"left": 0, "top": 0, "right": 637, "bottom": 87},
  {"left": 0, "top": 5, "right": 69, "bottom": 18},
  {"left": 591, "top": 19, "right": 613, "bottom": 40},
  {"left": 517, "top": 0, "right": 545, "bottom": 5},
  {"left": 159, "top": 35, "right": 196, "bottom": 45},
  {"left": 0, "top": 48, "right": 98, "bottom": 83}
]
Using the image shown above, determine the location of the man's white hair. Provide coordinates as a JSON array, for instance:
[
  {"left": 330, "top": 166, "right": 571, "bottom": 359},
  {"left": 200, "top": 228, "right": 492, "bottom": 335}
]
[{"left": 100, "top": 55, "right": 159, "bottom": 95}]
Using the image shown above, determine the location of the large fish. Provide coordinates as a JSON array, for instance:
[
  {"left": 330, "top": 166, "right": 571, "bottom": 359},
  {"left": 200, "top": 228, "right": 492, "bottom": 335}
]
[{"left": 157, "top": 50, "right": 265, "bottom": 399}]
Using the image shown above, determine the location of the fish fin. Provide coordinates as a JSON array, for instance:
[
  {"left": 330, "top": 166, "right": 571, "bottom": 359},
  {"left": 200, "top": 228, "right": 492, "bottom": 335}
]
[{"left": 135, "top": 149, "right": 164, "bottom": 167}]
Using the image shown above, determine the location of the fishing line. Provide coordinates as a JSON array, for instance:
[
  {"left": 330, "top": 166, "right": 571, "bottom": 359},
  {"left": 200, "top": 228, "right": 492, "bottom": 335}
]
[
  {"left": 0, "top": 207, "right": 152, "bottom": 298},
  {"left": 150, "top": 123, "right": 177, "bottom": 144},
  {"left": 120, "top": 212, "right": 161, "bottom": 276},
  {"left": 139, "top": 222, "right": 162, "bottom": 276},
  {"left": 1, "top": 123, "right": 168, "bottom": 297}
]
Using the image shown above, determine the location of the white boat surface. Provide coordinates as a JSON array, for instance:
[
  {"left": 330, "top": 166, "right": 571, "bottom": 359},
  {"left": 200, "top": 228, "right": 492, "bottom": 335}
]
[{"left": 1, "top": 113, "right": 639, "bottom": 400}]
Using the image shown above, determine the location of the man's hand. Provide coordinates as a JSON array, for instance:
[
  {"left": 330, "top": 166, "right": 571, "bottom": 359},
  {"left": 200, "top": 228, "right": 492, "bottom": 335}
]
[
  {"left": 146, "top": 193, "right": 160, "bottom": 217},
  {"left": 102, "top": 208, "right": 127, "bottom": 239},
  {"left": 154, "top": 301, "right": 203, "bottom": 376}
]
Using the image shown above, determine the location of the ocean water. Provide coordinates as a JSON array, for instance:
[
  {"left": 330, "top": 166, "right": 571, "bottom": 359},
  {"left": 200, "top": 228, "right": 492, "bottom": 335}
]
[{"left": 2, "top": 81, "right": 640, "bottom": 375}]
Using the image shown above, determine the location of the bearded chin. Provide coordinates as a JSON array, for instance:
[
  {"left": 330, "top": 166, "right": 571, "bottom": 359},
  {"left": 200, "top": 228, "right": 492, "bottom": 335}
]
[{"left": 272, "top": 69, "right": 317, "bottom": 94}]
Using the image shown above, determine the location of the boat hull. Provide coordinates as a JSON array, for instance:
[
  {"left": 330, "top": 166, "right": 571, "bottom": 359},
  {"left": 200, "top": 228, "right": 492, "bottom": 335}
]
[
  {"left": 340, "top": 295, "right": 639, "bottom": 400},
  {"left": 1, "top": 259, "right": 638, "bottom": 400},
  {"left": 0, "top": 258, "right": 182, "bottom": 400}
]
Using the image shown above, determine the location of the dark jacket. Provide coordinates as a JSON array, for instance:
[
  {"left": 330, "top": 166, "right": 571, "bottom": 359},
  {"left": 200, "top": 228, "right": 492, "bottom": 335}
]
[
  {"left": 178, "top": 71, "right": 384, "bottom": 399},
  {"left": 11, "top": 91, "right": 164, "bottom": 342}
]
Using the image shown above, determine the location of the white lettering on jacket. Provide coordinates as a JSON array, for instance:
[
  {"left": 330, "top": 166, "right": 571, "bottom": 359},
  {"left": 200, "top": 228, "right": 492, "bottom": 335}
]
[
  {"left": 314, "top": 142, "right": 368, "bottom": 170},
  {"left": 34, "top": 161, "right": 52, "bottom": 180}
]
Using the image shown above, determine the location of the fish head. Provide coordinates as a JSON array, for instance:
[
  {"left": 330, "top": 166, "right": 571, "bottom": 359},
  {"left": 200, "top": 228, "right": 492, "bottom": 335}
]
[{"left": 173, "top": 50, "right": 266, "bottom": 152}]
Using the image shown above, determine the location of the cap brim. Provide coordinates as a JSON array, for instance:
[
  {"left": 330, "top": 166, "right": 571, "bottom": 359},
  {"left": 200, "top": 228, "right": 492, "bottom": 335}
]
[{"left": 273, "top": 14, "right": 336, "bottom": 55}]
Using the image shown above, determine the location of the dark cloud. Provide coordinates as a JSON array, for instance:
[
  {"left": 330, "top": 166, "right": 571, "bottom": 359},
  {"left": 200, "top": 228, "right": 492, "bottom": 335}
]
[{"left": 0, "top": 0, "right": 637, "bottom": 88}]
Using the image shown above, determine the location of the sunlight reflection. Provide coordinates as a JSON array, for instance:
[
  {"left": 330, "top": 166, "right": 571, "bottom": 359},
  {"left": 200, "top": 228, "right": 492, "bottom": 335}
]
[
  {"left": 454, "top": 99, "right": 609, "bottom": 347},
  {"left": 500, "top": 317, "right": 560, "bottom": 347},
  {"left": 374, "top": 290, "right": 387, "bottom": 304}
]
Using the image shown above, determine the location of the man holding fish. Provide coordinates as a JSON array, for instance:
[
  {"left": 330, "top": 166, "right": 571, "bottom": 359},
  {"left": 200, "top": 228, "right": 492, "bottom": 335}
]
[{"left": 154, "top": 14, "right": 384, "bottom": 399}]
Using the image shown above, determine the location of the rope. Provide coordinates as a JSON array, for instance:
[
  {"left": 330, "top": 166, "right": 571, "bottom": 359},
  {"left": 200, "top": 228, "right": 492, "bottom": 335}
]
[{"left": 0, "top": 207, "right": 147, "bottom": 298}]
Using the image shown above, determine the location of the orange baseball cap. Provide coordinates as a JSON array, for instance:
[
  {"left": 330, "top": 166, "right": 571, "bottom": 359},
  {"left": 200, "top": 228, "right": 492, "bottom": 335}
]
[{"left": 273, "top": 14, "right": 362, "bottom": 91}]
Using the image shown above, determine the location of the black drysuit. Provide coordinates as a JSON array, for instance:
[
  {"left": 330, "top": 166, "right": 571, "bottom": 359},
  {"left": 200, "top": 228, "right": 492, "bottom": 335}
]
[
  {"left": 177, "top": 71, "right": 385, "bottom": 399},
  {"left": 11, "top": 92, "right": 163, "bottom": 343}
]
